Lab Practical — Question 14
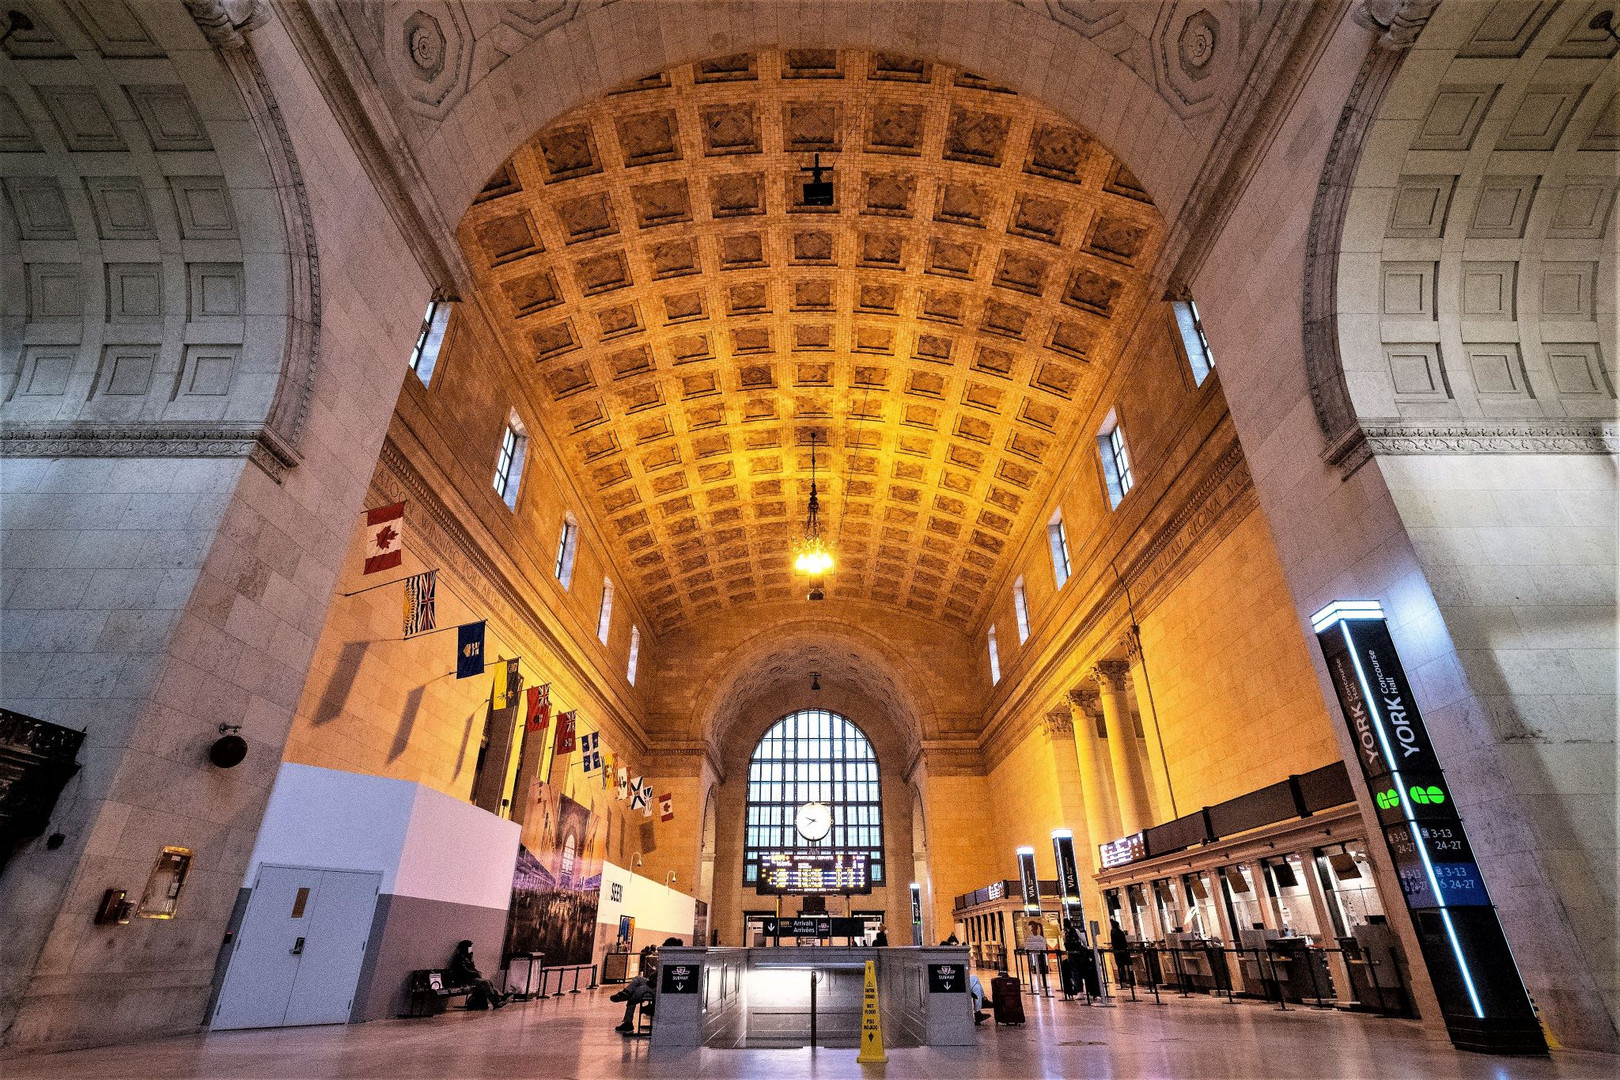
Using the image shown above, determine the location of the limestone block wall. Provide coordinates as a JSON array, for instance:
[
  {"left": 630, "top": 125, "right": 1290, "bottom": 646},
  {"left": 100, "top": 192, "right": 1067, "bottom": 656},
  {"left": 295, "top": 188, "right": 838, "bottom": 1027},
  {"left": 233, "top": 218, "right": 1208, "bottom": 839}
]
[
  {"left": 1136, "top": 507, "right": 1343, "bottom": 811},
  {"left": 1189, "top": 3, "right": 1617, "bottom": 1052},
  {"left": 0, "top": 8, "right": 433, "bottom": 1051},
  {"left": 1378, "top": 451, "right": 1617, "bottom": 1018},
  {"left": 913, "top": 769, "right": 996, "bottom": 943}
]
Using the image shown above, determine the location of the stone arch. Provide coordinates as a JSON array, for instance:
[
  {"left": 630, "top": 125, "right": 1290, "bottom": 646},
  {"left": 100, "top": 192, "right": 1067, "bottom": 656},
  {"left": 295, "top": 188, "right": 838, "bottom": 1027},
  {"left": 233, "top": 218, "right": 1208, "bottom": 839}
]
[
  {"left": 0, "top": 0, "right": 317, "bottom": 478},
  {"left": 690, "top": 615, "right": 941, "bottom": 764},
  {"left": 1308, "top": 0, "right": 1617, "bottom": 470}
]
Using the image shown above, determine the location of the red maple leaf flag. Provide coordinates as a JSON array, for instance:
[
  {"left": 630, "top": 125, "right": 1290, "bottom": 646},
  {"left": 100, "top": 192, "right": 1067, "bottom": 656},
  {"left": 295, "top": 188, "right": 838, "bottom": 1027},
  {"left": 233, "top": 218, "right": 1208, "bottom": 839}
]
[
  {"left": 363, "top": 502, "right": 405, "bottom": 574},
  {"left": 659, "top": 792, "right": 674, "bottom": 822}
]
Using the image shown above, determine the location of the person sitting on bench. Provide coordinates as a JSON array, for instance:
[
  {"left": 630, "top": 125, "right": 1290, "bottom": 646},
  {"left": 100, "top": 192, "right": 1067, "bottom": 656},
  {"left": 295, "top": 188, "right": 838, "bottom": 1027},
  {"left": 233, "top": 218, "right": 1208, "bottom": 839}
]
[
  {"left": 447, "top": 939, "right": 508, "bottom": 1010},
  {"left": 610, "top": 946, "right": 658, "bottom": 1033},
  {"left": 969, "top": 971, "right": 989, "bottom": 1026}
]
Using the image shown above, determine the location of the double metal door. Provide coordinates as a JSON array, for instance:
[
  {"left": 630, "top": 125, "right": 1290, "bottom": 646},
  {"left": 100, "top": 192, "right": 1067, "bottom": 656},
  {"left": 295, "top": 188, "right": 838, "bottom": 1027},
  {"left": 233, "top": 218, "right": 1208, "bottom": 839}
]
[{"left": 213, "top": 865, "right": 381, "bottom": 1029}]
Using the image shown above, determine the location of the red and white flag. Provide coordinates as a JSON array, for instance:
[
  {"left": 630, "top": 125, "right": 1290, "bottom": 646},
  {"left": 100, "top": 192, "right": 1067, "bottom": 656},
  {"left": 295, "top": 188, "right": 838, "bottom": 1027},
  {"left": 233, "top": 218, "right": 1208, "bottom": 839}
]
[
  {"left": 659, "top": 792, "right": 674, "bottom": 823},
  {"left": 363, "top": 502, "right": 405, "bottom": 575}
]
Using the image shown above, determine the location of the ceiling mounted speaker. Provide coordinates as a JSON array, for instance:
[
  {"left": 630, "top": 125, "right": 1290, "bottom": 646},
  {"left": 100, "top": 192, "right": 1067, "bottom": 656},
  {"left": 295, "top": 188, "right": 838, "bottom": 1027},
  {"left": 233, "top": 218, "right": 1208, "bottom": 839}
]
[{"left": 208, "top": 734, "right": 248, "bottom": 769}]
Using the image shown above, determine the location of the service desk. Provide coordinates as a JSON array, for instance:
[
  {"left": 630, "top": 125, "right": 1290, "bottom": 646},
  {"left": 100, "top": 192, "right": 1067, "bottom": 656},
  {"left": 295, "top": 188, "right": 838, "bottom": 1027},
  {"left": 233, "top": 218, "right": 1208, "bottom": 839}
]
[{"left": 650, "top": 946, "right": 974, "bottom": 1050}]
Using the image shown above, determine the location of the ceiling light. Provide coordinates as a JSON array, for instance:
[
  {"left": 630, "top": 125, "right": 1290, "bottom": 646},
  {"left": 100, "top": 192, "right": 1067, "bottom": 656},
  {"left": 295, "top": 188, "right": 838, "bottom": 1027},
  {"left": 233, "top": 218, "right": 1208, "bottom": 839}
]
[
  {"left": 801, "top": 153, "right": 834, "bottom": 206},
  {"left": 792, "top": 431, "right": 834, "bottom": 597}
]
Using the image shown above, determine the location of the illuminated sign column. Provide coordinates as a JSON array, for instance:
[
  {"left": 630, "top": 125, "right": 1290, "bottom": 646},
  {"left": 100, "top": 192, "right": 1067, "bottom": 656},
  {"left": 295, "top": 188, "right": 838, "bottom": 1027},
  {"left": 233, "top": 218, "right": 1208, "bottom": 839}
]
[
  {"left": 1312, "top": 601, "right": 1545, "bottom": 1056},
  {"left": 1016, "top": 847, "right": 1040, "bottom": 914}
]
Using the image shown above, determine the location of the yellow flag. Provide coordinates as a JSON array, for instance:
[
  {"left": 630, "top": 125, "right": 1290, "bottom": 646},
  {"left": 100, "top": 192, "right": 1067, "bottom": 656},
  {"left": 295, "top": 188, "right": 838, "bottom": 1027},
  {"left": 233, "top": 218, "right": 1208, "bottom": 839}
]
[{"left": 856, "top": 958, "right": 886, "bottom": 1063}]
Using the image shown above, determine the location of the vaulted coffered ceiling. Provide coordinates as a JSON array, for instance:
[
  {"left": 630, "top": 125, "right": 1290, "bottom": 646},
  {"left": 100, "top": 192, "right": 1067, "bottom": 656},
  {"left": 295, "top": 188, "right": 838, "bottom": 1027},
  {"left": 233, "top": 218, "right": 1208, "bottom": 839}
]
[{"left": 458, "top": 50, "right": 1166, "bottom": 635}]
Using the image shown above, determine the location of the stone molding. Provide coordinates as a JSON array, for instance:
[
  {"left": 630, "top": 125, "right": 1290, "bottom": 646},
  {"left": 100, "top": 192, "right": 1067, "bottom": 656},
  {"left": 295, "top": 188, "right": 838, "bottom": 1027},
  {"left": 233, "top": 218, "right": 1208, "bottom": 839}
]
[
  {"left": 1361, "top": 420, "right": 1620, "bottom": 455},
  {"left": 1121, "top": 625, "right": 1143, "bottom": 664},
  {"left": 0, "top": 422, "right": 294, "bottom": 479},
  {"left": 182, "top": 0, "right": 270, "bottom": 49}
]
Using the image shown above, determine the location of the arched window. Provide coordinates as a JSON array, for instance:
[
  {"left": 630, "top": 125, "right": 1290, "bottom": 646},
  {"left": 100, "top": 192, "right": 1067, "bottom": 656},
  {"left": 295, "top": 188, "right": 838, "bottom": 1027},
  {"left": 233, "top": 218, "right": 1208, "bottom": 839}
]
[{"left": 743, "top": 709, "right": 884, "bottom": 885}]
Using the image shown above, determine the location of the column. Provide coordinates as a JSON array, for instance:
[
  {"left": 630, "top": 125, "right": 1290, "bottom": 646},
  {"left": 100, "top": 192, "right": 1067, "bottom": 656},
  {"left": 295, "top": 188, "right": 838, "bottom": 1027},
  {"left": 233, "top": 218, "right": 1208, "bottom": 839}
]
[
  {"left": 1121, "top": 627, "right": 1177, "bottom": 820},
  {"left": 1066, "top": 688, "right": 1121, "bottom": 866},
  {"left": 1093, "top": 661, "right": 1154, "bottom": 836}
]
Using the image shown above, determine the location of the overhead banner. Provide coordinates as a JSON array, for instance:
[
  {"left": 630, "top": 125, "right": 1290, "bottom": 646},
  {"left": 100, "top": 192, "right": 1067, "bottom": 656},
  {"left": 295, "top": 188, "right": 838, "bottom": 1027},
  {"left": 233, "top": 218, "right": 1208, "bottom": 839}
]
[
  {"left": 1313, "top": 601, "right": 1543, "bottom": 1055},
  {"left": 1052, "top": 831, "right": 1083, "bottom": 906},
  {"left": 1016, "top": 847, "right": 1040, "bottom": 914}
]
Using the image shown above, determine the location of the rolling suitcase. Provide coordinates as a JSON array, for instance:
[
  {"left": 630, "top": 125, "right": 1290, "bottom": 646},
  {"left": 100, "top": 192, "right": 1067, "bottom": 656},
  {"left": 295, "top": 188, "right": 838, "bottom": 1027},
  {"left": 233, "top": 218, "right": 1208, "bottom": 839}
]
[
  {"left": 1060, "top": 956, "right": 1084, "bottom": 998},
  {"left": 991, "top": 975, "right": 1025, "bottom": 1025}
]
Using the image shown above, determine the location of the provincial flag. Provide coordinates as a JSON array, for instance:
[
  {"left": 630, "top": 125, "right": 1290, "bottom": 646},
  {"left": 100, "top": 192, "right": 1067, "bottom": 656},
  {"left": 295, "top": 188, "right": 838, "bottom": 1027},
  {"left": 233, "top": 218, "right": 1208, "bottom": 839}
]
[
  {"left": 580, "top": 731, "right": 602, "bottom": 774},
  {"left": 363, "top": 502, "right": 405, "bottom": 574},
  {"left": 556, "top": 710, "right": 577, "bottom": 755},
  {"left": 639, "top": 780, "right": 654, "bottom": 817},
  {"left": 492, "top": 658, "right": 520, "bottom": 710},
  {"left": 602, "top": 751, "right": 614, "bottom": 788},
  {"left": 525, "top": 684, "right": 550, "bottom": 733},
  {"left": 629, "top": 777, "right": 648, "bottom": 811},
  {"left": 659, "top": 792, "right": 674, "bottom": 822},
  {"left": 403, "top": 570, "right": 436, "bottom": 637},
  {"left": 455, "top": 621, "right": 485, "bottom": 679},
  {"left": 615, "top": 767, "right": 629, "bottom": 800}
]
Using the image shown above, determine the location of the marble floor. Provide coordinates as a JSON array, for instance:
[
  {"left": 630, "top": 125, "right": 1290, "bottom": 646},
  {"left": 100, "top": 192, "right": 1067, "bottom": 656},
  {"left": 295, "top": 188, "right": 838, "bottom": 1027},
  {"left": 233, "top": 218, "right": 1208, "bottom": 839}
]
[{"left": 3, "top": 984, "right": 1613, "bottom": 1080}]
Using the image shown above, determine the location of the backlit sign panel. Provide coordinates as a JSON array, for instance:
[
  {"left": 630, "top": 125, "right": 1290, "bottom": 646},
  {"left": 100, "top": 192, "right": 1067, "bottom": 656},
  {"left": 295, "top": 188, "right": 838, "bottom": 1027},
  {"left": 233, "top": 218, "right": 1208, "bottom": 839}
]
[{"left": 1314, "top": 601, "right": 1543, "bottom": 1056}]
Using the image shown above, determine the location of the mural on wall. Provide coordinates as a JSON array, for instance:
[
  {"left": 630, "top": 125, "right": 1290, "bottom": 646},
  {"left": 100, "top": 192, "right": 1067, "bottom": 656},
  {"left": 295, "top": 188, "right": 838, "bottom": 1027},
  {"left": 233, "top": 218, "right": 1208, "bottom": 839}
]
[{"left": 504, "top": 768, "right": 608, "bottom": 964}]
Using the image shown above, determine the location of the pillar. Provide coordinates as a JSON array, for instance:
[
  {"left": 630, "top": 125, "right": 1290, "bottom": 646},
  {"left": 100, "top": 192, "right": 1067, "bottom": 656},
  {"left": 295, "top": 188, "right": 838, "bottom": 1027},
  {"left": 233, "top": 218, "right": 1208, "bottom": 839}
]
[
  {"left": 1121, "top": 627, "right": 1177, "bottom": 821},
  {"left": 1093, "top": 661, "right": 1154, "bottom": 836},
  {"left": 1066, "top": 688, "right": 1121, "bottom": 866}
]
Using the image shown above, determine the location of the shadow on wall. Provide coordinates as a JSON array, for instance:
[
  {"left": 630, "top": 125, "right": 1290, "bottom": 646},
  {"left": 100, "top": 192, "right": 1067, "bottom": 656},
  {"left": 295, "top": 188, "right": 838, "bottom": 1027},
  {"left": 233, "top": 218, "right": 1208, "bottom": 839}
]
[
  {"left": 388, "top": 685, "right": 425, "bottom": 762},
  {"left": 311, "top": 640, "right": 370, "bottom": 725}
]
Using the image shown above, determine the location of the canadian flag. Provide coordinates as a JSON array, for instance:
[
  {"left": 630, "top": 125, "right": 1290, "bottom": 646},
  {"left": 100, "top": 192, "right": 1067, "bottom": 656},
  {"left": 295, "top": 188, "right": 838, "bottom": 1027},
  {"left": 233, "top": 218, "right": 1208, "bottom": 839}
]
[
  {"left": 659, "top": 792, "right": 674, "bottom": 822},
  {"left": 363, "top": 502, "right": 405, "bottom": 574}
]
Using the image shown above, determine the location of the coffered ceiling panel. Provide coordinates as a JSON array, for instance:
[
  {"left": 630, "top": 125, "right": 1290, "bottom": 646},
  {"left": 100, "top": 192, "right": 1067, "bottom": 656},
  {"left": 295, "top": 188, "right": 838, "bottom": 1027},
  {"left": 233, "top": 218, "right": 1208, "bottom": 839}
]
[{"left": 458, "top": 50, "right": 1165, "bottom": 635}]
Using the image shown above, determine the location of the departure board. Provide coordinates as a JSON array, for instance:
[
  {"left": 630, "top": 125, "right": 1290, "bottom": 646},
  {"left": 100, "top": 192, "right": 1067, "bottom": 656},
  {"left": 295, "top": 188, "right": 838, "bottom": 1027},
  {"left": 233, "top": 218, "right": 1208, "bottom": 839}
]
[{"left": 755, "top": 851, "right": 871, "bottom": 894}]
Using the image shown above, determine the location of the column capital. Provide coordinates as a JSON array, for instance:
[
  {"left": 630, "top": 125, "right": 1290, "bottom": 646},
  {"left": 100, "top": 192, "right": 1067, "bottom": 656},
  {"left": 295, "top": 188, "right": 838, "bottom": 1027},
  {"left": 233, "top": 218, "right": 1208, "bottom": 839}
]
[
  {"left": 1091, "top": 659, "right": 1131, "bottom": 691},
  {"left": 1040, "top": 708, "right": 1074, "bottom": 740},
  {"left": 1066, "top": 687, "right": 1100, "bottom": 712}
]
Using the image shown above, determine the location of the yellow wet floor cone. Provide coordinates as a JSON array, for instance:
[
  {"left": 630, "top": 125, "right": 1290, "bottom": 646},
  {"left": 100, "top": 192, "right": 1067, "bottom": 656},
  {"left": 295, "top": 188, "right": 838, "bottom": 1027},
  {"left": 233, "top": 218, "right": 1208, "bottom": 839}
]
[{"left": 856, "top": 958, "right": 887, "bottom": 1064}]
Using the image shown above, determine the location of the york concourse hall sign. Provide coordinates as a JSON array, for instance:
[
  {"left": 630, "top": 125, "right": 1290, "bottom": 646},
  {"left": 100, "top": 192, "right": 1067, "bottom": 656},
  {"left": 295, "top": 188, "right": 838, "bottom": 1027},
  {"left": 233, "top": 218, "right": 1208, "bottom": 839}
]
[{"left": 1312, "top": 601, "right": 1543, "bottom": 1055}]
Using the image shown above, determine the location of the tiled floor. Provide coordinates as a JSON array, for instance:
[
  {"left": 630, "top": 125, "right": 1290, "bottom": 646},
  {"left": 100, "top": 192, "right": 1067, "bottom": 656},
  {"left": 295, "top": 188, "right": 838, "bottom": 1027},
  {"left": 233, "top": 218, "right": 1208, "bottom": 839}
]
[{"left": 3, "top": 984, "right": 1613, "bottom": 1079}]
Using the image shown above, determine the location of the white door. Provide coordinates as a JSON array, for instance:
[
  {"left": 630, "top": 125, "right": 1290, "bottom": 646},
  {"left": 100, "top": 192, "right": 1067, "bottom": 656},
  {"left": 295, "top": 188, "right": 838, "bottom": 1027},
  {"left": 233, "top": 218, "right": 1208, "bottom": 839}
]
[{"left": 213, "top": 865, "right": 380, "bottom": 1030}]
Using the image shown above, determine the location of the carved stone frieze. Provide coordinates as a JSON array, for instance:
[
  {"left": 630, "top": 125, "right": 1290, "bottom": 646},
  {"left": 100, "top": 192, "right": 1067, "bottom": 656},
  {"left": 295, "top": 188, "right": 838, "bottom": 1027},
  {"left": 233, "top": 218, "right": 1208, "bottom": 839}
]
[
  {"left": 0, "top": 422, "right": 291, "bottom": 479},
  {"left": 1361, "top": 421, "right": 1620, "bottom": 455}
]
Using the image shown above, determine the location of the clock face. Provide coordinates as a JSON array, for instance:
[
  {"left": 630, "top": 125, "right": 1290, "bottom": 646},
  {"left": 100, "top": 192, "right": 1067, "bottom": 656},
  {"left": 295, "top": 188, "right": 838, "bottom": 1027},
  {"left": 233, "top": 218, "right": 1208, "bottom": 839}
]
[{"left": 796, "top": 802, "right": 832, "bottom": 841}]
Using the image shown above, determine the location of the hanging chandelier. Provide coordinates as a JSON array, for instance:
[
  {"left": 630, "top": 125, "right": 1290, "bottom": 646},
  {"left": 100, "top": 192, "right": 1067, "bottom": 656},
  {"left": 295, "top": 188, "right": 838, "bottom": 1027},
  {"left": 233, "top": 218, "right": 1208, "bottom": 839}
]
[{"left": 792, "top": 431, "right": 834, "bottom": 593}]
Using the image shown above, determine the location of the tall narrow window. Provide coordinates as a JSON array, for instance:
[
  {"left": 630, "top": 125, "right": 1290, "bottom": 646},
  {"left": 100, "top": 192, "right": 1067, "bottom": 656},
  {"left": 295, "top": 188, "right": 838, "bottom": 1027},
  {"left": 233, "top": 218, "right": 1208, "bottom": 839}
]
[
  {"left": 627, "top": 625, "right": 640, "bottom": 685},
  {"left": 493, "top": 412, "right": 527, "bottom": 510},
  {"left": 554, "top": 514, "right": 578, "bottom": 587},
  {"left": 987, "top": 625, "right": 1002, "bottom": 685},
  {"left": 743, "top": 709, "right": 884, "bottom": 885},
  {"left": 1098, "top": 410, "right": 1134, "bottom": 509},
  {"left": 1048, "top": 514, "right": 1071, "bottom": 588},
  {"left": 1173, "top": 299, "right": 1214, "bottom": 386},
  {"left": 1013, "top": 577, "right": 1031, "bottom": 643},
  {"left": 596, "top": 578, "right": 614, "bottom": 644},
  {"left": 408, "top": 299, "right": 452, "bottom": 386}
]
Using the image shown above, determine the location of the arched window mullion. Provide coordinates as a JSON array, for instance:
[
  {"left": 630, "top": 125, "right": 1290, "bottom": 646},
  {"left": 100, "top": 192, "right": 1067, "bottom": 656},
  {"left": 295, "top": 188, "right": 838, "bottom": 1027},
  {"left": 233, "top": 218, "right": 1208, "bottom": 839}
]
[{"left": 743, "top": 708, "right": 884, "bottom": 886}]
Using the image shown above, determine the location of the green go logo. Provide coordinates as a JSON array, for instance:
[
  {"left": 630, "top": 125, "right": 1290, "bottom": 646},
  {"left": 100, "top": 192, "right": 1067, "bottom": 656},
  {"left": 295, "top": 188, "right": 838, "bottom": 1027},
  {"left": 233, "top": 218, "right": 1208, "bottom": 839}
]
[
  {"left": 1409, "top": 785, "right": 1445, "bottom": 805},
  {"left": 1375, "top": 789, "right": 1400, "bottom": 810}
]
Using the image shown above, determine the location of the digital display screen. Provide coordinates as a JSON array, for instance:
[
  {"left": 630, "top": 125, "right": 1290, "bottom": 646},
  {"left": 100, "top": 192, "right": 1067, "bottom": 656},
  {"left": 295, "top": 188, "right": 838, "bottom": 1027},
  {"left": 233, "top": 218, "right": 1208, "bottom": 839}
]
[
  {"left": 755, "top": 850, "right": 871, "bottom": 894},
  {"left": 1099, "top": 832, "right": 1146, "bottom": 869}
]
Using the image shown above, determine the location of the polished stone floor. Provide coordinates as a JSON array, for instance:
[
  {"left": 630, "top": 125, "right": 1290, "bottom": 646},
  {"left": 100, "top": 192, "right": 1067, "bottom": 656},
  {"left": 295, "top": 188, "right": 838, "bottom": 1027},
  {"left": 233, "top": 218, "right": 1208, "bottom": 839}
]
[{"left": 4, "top": 984, "right": 1613, "bottom": 1079}]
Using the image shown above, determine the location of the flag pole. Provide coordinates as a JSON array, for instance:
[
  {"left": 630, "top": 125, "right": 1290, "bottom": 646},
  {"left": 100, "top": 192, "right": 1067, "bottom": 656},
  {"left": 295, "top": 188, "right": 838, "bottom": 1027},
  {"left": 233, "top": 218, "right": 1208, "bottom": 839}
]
[{"left": 341, "top": 573, "right": 420, "bottom": 598}]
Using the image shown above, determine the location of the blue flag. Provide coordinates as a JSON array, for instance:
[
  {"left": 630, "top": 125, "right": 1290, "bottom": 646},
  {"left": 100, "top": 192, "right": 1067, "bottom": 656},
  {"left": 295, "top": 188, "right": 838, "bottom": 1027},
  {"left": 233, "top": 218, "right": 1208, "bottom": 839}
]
[{"left": 456, "top": 621, "right": 485, "bottom": 679}]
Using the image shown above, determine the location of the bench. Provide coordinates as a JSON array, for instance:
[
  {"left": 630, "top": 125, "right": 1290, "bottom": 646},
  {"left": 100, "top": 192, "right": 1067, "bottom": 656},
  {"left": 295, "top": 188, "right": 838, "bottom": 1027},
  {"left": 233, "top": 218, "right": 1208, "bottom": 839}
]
[{"left": 405, "top": 969, "right": 471, "bottom": 1017}]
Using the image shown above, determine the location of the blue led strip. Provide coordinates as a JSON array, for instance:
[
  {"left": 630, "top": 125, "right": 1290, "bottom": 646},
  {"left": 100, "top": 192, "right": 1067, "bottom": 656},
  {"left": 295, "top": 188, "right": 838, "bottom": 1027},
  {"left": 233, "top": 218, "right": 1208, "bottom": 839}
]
[{"left": 1336, "top": 618, "right": 1485, "bottom": 1018}]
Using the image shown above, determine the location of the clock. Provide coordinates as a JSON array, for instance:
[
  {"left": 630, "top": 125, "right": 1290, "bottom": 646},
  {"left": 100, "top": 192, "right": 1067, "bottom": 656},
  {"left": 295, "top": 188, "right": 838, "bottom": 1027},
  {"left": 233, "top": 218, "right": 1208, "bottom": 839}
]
[{"left": 795, "top": 801, "right": 832, "bottom": 842}]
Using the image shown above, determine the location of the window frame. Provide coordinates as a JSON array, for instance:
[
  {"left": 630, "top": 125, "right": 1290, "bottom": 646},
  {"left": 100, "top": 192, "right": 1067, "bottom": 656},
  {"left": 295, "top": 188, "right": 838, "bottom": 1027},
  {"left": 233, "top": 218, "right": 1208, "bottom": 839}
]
[
  {"left": 1048, "top": 515, "right": 1071, "bottom": 589},
  {"left": 493, "top": 414, "right": 527, "bottom": 510},
  {"left": 596, "top": 578, "right": 614, "bottom": 644},
  {"left": 626, "top": 625, "right": 640, "bottom": 685},
  {"left": 1098, "top": 410, "right": 1133, "bottom": 509},
  {"left": 1013, "top": 576, "right": 1031, "bottom": 643},
  {"left": 741, "top": 709, "right": 885, "bottom": 886},
  {"left": 1172, "top": 299, "right": 1214, "bottom": 387},
  {"left": 987, "top": 624, "right": 1002, "bottom": 685},
  {"left": 554, "top": 514, "right": 578, "bottom": 587},
  {"left": 408, "top": 299, "right": 452, "bottom": 386}
]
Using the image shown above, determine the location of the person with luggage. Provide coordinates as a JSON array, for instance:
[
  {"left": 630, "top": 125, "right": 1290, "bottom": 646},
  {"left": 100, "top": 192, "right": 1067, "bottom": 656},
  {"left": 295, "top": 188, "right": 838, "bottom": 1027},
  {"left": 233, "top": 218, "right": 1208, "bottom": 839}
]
[
  {"left": 968, "top": 971, "right": 989, "bottom": 1025},
  {"left": 1023, "top": 920, "right": 1050, "bottom": 995}
]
